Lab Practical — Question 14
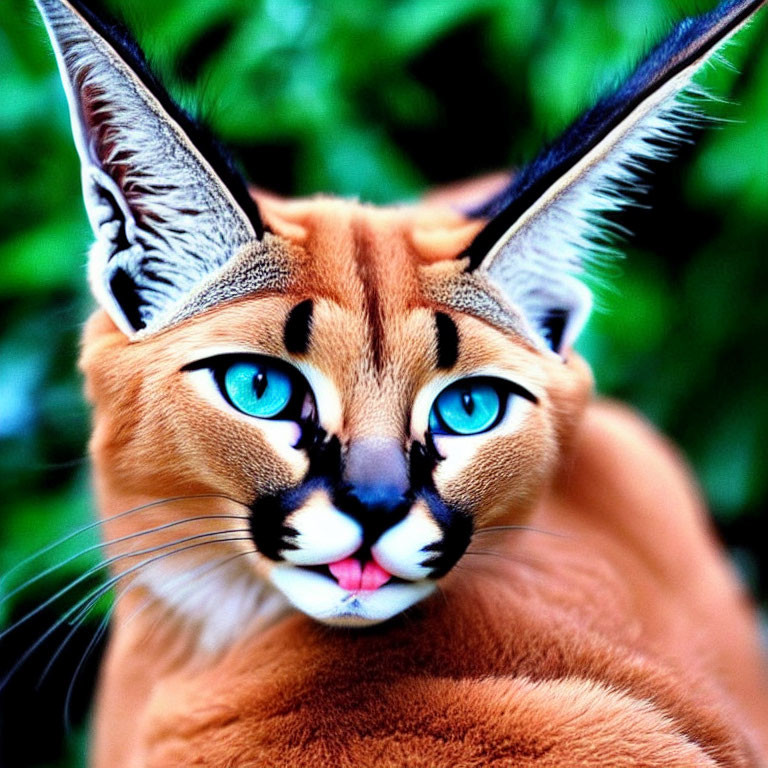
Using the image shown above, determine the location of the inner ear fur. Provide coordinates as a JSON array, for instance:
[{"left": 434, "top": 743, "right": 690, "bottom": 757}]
[{"left": 35, "top": 0, "right": 285, "bottom": 337}]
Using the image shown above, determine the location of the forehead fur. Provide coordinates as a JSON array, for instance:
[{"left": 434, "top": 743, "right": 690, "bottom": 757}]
[
  {"left": 82, "top": 193, "right": 580, "bottom": 425},
  {"left": 139, "top": 192, "right": 534, "bottom": 345},
  {"left": 261, "top": 193, "right": 534, "bottom": 345},
  {"left": 257, "top": 193, "right": 484, "bottom": 302},
  {"left": 82, "top": 265, "right": 591, "bottom": 446}
]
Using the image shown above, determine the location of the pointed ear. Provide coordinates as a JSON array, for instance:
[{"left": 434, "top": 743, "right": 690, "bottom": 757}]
[
  {"left": 35, "top": 0, "right": 266, "bottom": 335},
  {"left": 462, "top": 0, "right": 765, "bottom": 354}
]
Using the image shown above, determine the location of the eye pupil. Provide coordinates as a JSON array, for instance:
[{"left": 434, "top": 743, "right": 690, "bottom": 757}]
[
  {"left": 461, "top": 391, "right": 474, "bottom": 416},
  {"left": 253, "top": 370, "right": 268, "bottom": 398}
]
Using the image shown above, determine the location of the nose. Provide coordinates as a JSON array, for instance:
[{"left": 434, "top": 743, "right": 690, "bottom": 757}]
[{"left": 336, "top": 437, "right": 411, "bottom": 544}]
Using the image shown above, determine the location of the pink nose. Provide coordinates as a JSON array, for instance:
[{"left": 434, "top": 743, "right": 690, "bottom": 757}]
[{"left": 328, "top": 557, "right": 392, "bottom": 592}]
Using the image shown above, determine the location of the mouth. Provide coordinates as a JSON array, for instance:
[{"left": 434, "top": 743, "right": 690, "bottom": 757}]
[
  {"left": 269, "top": 552, "right": 436, "bottom": 626},
  {"left": 303, "top": 556, "right": 398, "bottom": 591}
]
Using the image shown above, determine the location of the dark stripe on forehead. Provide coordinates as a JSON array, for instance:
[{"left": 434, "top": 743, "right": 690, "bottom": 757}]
[
  {"left": 435, "top": 312, "right": 459, "bottom": 369},
  {"left": 353, "top": 224, "right": 385, "bottom": 370},
  {"left": 284, "top": 299, "right": 314, "bottom": 354}
]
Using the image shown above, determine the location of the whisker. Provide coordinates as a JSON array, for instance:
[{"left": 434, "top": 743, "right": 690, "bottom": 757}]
[
  {"left": 463, "top": 549, "right": 547, "bottom": 570},
  {"left": 63, "top": 609, "right": 110, "bottom": 732},
  {"left": 37, "top": 592, "right": 111, "bottom": 694},
  {"left": 35, "top": 528, "right": 251, "bottom": 685},
  {"left": 15, "top": 456, "right": 91, "bottom": 471},
  {"left": 433, "top": 580, "right": 450, "bottom": 609},
  {"left": 2, "top": 493, "right": 249, "bottom": 589},
  {"left": 0, "top": 527, "right": 250, "bottom": 644},
  {"left": 68, "top": 529, "right": 250, "bottom": 629},
  {"left": 126, "top": 549, "right": 256, "bottom": 630},
  {"left": 466, "top": 549, "right": 517, "bottom": 558},
  {"left": 473, "top": 525, "right": 570, "bottom": 539},
  {"left": 37, "top": 528, "right": 252, "bottom": 688},
  {"left": 2, "top": 513, "right": 250, "bottom": 608},
  {"left": 1, "top": 534, "right": 252, "bottom": 692},
  {"left": 62, "top": 550, "right": 254, "bottom": 730}
]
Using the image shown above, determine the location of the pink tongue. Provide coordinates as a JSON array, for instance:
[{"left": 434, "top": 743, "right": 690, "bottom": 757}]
[
  {"left": 361, "top": 560, "right": 392, "bottom": 591},
  {"left": 328, "top": 558, "right": 362, "bottom": 591},
  {"left": 328, "top": 557, "right": 391, "bottom": 592}
]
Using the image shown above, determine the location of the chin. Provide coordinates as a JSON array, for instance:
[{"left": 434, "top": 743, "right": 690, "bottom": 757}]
[{"left": 269, "top": 563, "right": 437, "bottom": 626}]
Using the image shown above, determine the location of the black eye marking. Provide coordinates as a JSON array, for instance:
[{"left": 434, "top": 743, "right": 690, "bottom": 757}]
[
  {"left": 435, "top": 312, "right": 459, "bottom": 369},
  {"left": 509, "top": 382, "right": 539, "bottom": 405},
  {"left": 284, "top": 299, "right": 314, "bottom": 355},
  {"left": 248, "top": 436, "right": 342, "bottom": 560},
  {"left": 409, "top": 440, "right": 442, "bottom": 492}
]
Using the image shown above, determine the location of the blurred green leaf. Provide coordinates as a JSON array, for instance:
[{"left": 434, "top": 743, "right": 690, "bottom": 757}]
[{"left": 1, "top": 1, "right": 766, "bottom": 765}]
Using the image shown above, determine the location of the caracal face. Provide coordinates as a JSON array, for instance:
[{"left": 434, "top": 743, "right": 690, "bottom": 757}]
[
  {"left": 36, "top": 0, "right": 762, "bottom": 628},
  {"left": 82, "top": 196, "right": 591, "bottom": 627}
]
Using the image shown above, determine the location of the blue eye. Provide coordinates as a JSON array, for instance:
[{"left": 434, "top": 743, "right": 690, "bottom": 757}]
[
  {"left": 222, "top": 360, "right": 294, "bottom": 419},
  {"left": 429, "top": 379, "right": 504, "bottom": 436}
]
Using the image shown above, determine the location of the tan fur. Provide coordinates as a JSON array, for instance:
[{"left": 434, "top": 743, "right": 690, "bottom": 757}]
[{"left": 80, "top": 191, "right": 768, "bottom": 766}]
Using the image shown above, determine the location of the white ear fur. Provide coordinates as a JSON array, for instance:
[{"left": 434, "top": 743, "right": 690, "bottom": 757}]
[
  {"left": 35, "top": 0, "right": 263, "bottom": 335},
  {"left": 466, "top": 0, "right": 765, "bottom": 354}
]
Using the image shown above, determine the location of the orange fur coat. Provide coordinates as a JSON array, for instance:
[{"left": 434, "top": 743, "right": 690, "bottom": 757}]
[{"left": 92, "top": 401, "right": 768, "bottom": 767}]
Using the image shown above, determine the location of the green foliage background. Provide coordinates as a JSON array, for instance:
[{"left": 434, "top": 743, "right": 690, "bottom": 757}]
[{"left": 0, "top": 0, "right": 766, "bottom": 764}]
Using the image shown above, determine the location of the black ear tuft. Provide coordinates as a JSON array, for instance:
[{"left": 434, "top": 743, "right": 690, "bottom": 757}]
[
  {"left": 469, "top": 0, "right": 766, "bottom": 229},
  {"left": 63, "top": 0, "right": 263, "bottom": 234},
  {"left": 459, "top": 0, "right": 765, "bottom": 354}
]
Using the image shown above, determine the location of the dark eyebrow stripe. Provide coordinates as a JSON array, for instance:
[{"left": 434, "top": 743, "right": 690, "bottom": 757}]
[
  {"left": 284, "top": 299, "right": 314, "bottom": 355},
  {"left": 435, "top": 312, "right": 459, "bottom": 369}
]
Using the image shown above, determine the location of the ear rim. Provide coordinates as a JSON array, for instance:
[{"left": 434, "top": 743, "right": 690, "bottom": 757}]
[
  {"left": 48, "top": 0, "right": 265, "bottom": 240},
  {"left": 463, "top": 0, "right": 766, "bottom": 271},
  {"left": 453, "top": 0, "right": 765, "bottom": 353},
  {"left": 35, "top": 0, "right": 280, "bottom": 337}
]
